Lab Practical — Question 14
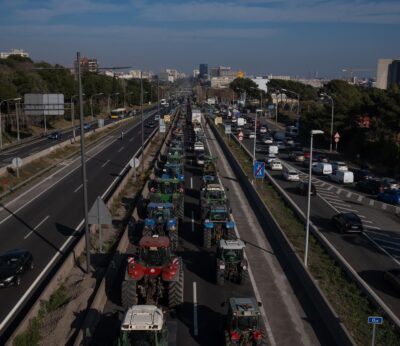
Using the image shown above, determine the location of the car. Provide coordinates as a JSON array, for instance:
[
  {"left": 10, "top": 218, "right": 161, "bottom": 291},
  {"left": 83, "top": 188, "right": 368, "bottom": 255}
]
[
  {"left": 269, "top": 159, "right": 283, "bottom": 171},
  {"left": 264, "top": 154, "right": 277, "bottom": 164},
  {"left": 276, "top": 140, "right": 286, "bottom": 150},
  {"left": 0, "top": 249, "right": 34, "bottom": 287},
  {"left": 356, "top": 178, "right": 385, "bottom": 194},
  {"left": 381, "top": 177, "right": 399, "bottom": 190},
  {"left": 353, "top": 169, "right": 374, "bottom": 182},
  {"left": 384, "top": 269, "right": 400, "bottom": 293},
  {"left": 332, "top": 161, "right": 348, "bottom": 172},
  {"left": 47, "top": 131, "right": 62, "bottom": 140},
  {"left": 284, "top": 137, "right": 294, "bottom": 147},
  {"left": 331, "top": 212, "right": 363, "bottom": 234},
  {"left": 282, "top": 166, "right": 300, "bottom": 181},
  {"left": 314, "top": 154, "right": 329, "bottom": 163},
  {"left": 377, "top": 189, "right": 400, "bottom": 205},
  {"left": 288, "top": 151, "right": 305, "bottom": 162},
  {"left": 255, "top": 145, "right": 269, "bottom": 153},
  {"left": 296, "top": 181, "right": 317, "bottom": 196},
  {"left": 259, "top": 126, "right": 268, "bottom": 134},
  {"left": 312, "top": 162, "right": 333, "bottom": 175},
  {"left": 83, "top": 123, "right": 92, "bottom": 131},
  {"left": 329, "top": 170, "right": 354, "bottom": 184},
  {"left": 261, "top": 135, "right": 274, "bottom": 144},
  {"left": 146, "top": 121, "right": 156, "bottom": 128}
]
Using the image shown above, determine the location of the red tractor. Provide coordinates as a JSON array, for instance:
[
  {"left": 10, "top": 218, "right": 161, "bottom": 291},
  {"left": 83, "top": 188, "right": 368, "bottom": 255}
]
[{"left": 121, "top": 235, "right": 184, "bottom": 309}]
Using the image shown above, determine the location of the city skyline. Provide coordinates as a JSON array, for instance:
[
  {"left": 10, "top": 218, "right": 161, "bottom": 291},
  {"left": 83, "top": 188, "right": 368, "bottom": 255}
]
[{"left": 1, "top": 0, "right": 400, "bottom": 78}]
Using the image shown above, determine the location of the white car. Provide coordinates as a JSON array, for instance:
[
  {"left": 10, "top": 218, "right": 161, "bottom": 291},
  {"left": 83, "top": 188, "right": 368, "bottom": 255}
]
[
  {"left": 265, "top": 154, "right": 277, "bottom": 164},
  {"left": 269, "top": 159, "right": 283, "bottom": 171},
  {"left": 249, "top": 132, "right": 256, "bottom": 139},
  {"left": 283, "top": 167, "right": 300, "bottom": 181},
  {"left": 259, "top": 126, "right": 268, "bottom": 134},
  {"left": 262, "top": 135, "right": 273, "bottom": 144}
]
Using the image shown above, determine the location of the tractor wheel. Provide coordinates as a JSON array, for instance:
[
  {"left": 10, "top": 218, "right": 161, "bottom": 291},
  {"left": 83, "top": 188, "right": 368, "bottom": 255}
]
[
  {"left": 227, "top": 228, "right": 236, "bottom": 240},
  {"left": 169, "top": 228, "right": 178, "bottom": 251},
  {"left": 168, "top": 268, "right": 184, "bottom": 308},
  {"left": 142, "top": 228, "right": 152, "bottom": 237},
  {"left": 203, "top": 229, "right": 212, "bottom": 249},
  {"left": 224, "top": 331, "right": 232, "bottom": 346},
  {"left": 216, "top": 268, "right": 225, "bottom": 286},
  {"left": 121, "top": 279, "right": 138, "bottom": 309},
  {"left": 238, "top": 268, "right": 249, "bottom": 285}
]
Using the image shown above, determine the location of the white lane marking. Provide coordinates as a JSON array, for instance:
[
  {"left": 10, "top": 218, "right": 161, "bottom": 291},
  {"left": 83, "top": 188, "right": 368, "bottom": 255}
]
[
  {"left": 336, "top": 188, "right": 342, "bottom": 194},
  {"left": 118, "top": 146, "right": 124, "bottom": 153},
  {"left": 74, "top": 184, "right": 83, "bottom": 193},
  {"left": 382, "top": 204, "right": 387, "bottom": 210},
  {"left": 319, "top": 195, "right": 343, "bottom": 202},
  {"left": 327, "top": 185, "right": 334, "bottom": 191},
  {"left": 101, "top": 159, "right": 110, "bottom": 168},
  {"left": 357, "top": 195, "right": 363, "bottom": 202},
  {"left": 363, "top": 233, "right": 400, "bottom": 266},
  {"left": 24, "top": 215, "right": 50, "bottom": 239},
  {"left": 346, "top": 192, "right": 352, "bottom": 198},
  {"left": 0, "top": 218, "right": 85, "bottom": 331},
  {"left": 334, "top": 206, "right": 359, "bottom": 212},
  {"left": 191, "top": 211, "right": 195, "bottom": 232},
  {"left": 369, "top": 199, "right": 375, "bottom": 206},
  {"left": 193, "top": 281, "right": 198, "bottom": 336},
  {"left": 363, "top": 220, "right": 373, "bottom": 224},
  {"left": 364, "top": 225, "right": 382, "bottom": 230},
  {"left": 190, "top": 176, "right": 193, "bottom": 189},
  {"left": 370, "top": 238, "right": 400, "bottom": 248},
  {"left": 129, "top": 137, "right": 135, "bottom": 142},
  {"left": 358, "top": 215, "right": 366, "bottom": 218},
  {"left": 327, "top": 201, "right": 352, "bottom": 207}
]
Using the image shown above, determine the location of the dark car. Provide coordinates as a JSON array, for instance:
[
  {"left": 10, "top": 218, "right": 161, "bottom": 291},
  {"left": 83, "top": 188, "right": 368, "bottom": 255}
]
[
  {"left": 356, "top": 178, "right": 385, "bottom": 195},
  {"left": 384, "top": 269, "right": 400, "bottom": 293},
  {"left": 353, "top": 169, "right": 374, "bottom": 182},
  {"left": 47, "top": 131, "right": 62, "bottom": 140},
  {"left": 331, "top": 212, "right": 363, "bottom": 234},
  {"left": 83, "top": 123, "right": 92, "bottom": 130},
  {"left": 0, "top": 249, "right": 34, "bottom": 287},
  {"left": 146, "top": 121, "right": 156, "bottom": 128},
  {"left": 296, "top": 181, "right": 317, "bottom": 196}
]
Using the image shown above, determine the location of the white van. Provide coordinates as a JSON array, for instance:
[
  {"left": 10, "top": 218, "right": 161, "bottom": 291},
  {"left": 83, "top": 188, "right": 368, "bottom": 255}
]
[
  {"left": 268, "top": 145, "right": 279, "bottom": 155},
  {"left": 312, "top": 162, "right": 332, "bottom": 175},
  {"left": 329, "top": 170, "right": 354, "bottom": 184},
  {"left": 269, "top": 160, "right": 283, "bottom": 171},
  {"left": 282, "top": 166, "right": 300, "bottom": 181},
  {"left": 332, "top": 161, "right": 348, "bottom": 172}
]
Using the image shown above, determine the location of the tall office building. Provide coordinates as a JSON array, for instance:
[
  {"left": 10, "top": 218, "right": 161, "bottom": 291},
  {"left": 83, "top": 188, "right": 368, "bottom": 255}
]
[
  {"left": 199, "top": 64, "right": 208, "bottom": 79},
  {"left": 376, "top": 58, "right": 400, "bottom": 90}
]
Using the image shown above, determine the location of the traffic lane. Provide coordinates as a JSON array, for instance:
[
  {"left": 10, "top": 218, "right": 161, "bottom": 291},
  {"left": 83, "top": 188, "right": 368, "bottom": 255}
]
[
  {"left": 262, "top": 169, "right": 400, "bottom": 318},
  {"left": 0, "top": 118, "right": 156, "bottom": 328}
]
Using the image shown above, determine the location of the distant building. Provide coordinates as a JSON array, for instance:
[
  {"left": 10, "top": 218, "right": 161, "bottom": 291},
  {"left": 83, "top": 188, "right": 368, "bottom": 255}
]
[
  {"left": 193, "top": 69, "right": 199, "bottom": 78},
  {"left": 74, "top": 56, "right": 99, "bottom": 73},
  {"left": 166, "top": 69, "right": 178, "bottom": 80},
  {"left": 199, "top": 64, "right": 208, "bottom": 79},
  {"left": 267, "top": 75, "right": 291, "bottom": 81},
  {"left": 130, "top": 70, "right": 142, "bottom": 79},
  {"left": 376, "top": 58, "right": 400, "bottom": 90},
  {"left": 0, "top": 48, "right": 29, "bottom": 59},
  {"left": 251, "top": 77, "right": 269, "bottom": 93},
  {"left": 210, "top": 76, "right": 235, "bottom": 88},
  {"left": 158, "top": 71, "right": 174, "bottom": 82}
]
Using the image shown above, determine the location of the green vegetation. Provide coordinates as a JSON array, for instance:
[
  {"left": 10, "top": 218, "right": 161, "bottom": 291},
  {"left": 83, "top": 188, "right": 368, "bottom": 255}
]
[
  {"left": 217, "top": 125, "right": 400, "bottom": 345},
  {"left": 13, "top": 286, "right": 70, "bottom": 346}
]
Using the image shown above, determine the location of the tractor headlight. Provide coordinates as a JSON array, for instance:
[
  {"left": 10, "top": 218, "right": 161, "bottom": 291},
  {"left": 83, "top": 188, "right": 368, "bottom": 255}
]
[
  {"left": 242, "top": 265, "right": 247, "bottom": 270},
  {"left": 168, "top": 225, "right": 176, "bottom": 231},
  {"left": 219, "top": 264, "right": 226, "bottom": 270}
]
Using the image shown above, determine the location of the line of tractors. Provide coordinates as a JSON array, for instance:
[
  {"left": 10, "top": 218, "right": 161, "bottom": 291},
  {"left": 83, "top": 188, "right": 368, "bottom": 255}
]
[{"left": 116, "top": 105, "right": 265, "bottom": 346}]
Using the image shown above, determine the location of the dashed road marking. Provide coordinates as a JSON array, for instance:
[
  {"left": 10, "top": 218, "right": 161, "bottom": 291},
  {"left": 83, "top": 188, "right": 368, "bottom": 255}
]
[
  {"left": 382, "top": 204, "right": 387, "bottom": 210},
  {"left": 369, "top": 199, "right": 375, "bottom": 206},
  {"left": 118, "top": 146, "right": 124, "bottom": 153},
  {"left": 346, "top": 192, "right": 352, "bottom": 198},
  {"left": 24, "top": 215, "right": 50, "bottom": 239},
  {"left": 357, "top": 195, "right": 363, "bottom": 202},
  {"left": 336, "top": 188, "right": 342, "bottom": 194},
  {"left": 74, "top": 184, "right": 83, "bottom": 193},
  {"left": 193, "top": 281, "right": 198, "bottom": 336},
  {"left": 327, "top": 185, "right": 333, "bottom": 191},
  {"left": 101, "top": 159, "right": 110, "bottom": 168}
]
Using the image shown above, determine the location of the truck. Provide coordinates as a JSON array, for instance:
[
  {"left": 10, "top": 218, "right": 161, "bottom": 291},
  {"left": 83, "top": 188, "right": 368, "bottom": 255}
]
[
  {"left": 237, "top": 117, "right": 246, "bottom": 127},
  {"left": 191, "top": 109, "right": 202, "bottom": 124}
]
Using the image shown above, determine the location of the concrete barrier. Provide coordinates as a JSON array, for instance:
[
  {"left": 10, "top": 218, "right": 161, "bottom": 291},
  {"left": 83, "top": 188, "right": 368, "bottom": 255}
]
[{"left": 208, "top": 119, "right": 355, "bottom": 346}]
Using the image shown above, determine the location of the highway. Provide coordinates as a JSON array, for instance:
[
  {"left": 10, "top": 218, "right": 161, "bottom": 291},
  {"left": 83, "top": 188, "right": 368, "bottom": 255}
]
[
  {"left": 0, "top": 106, "right": 161, "bottom": 340},
  {"left": 92, "top": 111, "right": 332, "bottom": 345},
  {"left": 233, "top": 116, "right": 400, "bottom": 323},
  {"left": 0, "top": 107, "right": 158, "bottom": 168}
]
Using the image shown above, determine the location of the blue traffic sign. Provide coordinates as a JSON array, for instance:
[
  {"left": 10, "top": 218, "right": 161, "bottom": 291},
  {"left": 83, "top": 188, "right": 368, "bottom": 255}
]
[
  {"left": 368, "top": 316, "right": 383, "bottom": 325},
  {"left": 253, "top": 161, "right": 265, "bottom": 178}
]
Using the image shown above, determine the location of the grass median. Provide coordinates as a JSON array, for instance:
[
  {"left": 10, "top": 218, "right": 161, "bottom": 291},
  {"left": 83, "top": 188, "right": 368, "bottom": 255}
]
[{"left": 216, "top": 126, "right": 400, "bottom": 346}]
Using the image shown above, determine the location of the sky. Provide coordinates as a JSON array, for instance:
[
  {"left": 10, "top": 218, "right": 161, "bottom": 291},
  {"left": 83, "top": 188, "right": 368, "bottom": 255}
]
[{"left": 0, "top": 0, "right": 399, "bottom": 78}]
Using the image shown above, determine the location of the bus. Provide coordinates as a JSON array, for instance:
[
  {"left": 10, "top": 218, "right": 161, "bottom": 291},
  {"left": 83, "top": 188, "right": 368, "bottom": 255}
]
[{"left": 110, "top": 108, "right": 126, "bottom": 119}]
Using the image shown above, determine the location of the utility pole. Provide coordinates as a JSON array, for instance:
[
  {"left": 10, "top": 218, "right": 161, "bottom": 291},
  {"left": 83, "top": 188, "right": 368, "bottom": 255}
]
[{"left": 141, "top": 71, "right": 144, "bottom": 174}]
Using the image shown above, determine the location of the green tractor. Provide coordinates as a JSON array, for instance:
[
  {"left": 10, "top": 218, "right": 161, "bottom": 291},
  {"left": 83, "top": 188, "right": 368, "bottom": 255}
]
[
  {"left": 203, "top": 206, "right": 235, "bottom": 249},
  {"left": 216, "top": 239, "right": 248, "bottom": 286},
  {"left": 148, "top": 177, "right": 184, "bottom": 218},
  {"left": 203, "top": 155, "right": 218, "bottom": 176},
  {"left": 200, "top": 183, "right": 229, "bottom": 212},
  {"left": 117, "top": 305, "right": 168, "bottom": 346},
  {"left": 223, "top": 298, "right": 264, "bottom": 346}
]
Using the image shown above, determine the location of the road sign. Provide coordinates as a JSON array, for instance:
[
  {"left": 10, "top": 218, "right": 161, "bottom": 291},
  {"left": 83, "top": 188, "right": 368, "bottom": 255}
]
[
  {"left": 334, "top": 137, "right": 339, "bottom": 143},
  {"left": 368, "top": 316, "right": 383, "bottom": 325},
  {"left": 334, "top": 132, "right": 340, "bottom": 140},
  {"left": 129, "top": 157, "right": 140, "bottom": 168},
  {"left": 225, "top": 125, "right": 231, "bottom": 134},
  {"left": 238, "top": 131, "right": 244, "bottom": 141},
  {"left": 164, "top": 115, "right": 171, "bottom": 123},
  {"left": 88, "top": 196, "right": 113, "bottom": 253},
  {"left": 12, "top": 157, "right": 22, "bottom": 169},
  {"left": 253, "top": 161, "right": 265, "bottom": 178}
]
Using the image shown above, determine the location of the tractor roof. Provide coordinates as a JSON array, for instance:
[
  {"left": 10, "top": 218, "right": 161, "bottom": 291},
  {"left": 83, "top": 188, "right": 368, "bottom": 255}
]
[
  {"left": 148, "top": 202, "right": 174, "bottom": 209},
  {"left": 205, "top": 184, "right": 224, "bottom": 191},
  {"left": 156, "top": 177, "right": 180, "bottom": 183},
  {"left": 139, "top": 235, "right": 170, "bottom": 248},
  {"left": 121, "top": 305, "right": 164, "bottom": 331},
  {"left": 229, "top": 298, "right": 261, "bottom": 316},
  {"left": 219, "top": 239, "right": 245, "bottom": 250}
]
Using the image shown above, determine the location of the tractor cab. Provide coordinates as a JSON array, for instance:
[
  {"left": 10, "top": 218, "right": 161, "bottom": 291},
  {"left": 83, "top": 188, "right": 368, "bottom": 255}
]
[
  {"left": 145, "top": 203, "right": 174, "bottom": 227},
  {"left": 206, "top": 206, "right": 231, "bottom": 223},
  {"left": 225, "top": 298, "right": 263, "bottom": 345},
  {"left": 217, "top": 239, "right": 245, "bottom": 263},
  {"left": 137, "top": 235, "right": 172, "bottom": 267},
  {"left": 118, "top": 305, "right": 168, "bottom": 346},
  {"left": 202, "top": 183, "right": 227, "bottom": 206},
  {"left": 162, "top": 163, "right": 184, "bottom": 181}
]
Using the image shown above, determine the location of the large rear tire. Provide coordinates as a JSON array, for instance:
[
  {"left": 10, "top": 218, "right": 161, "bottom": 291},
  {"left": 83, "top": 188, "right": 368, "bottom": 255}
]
[
  {"left": 121, "top": 279, "right": 138, "bottom": 309},
  {"left": 168, "top": 267, "right": 184, "bottom": 308},
  {"left": 216, "top": 268, "right": 225, "bottom": 286},
  {"left": 169, "top": 228, "right": 179, "bottom": 251},
  {"left": 203, "top": 229, "right": 212, "bottom": 249}
]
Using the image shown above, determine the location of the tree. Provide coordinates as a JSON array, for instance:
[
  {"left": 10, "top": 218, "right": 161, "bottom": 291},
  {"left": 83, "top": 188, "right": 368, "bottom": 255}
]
[{"left": 229, "top": 78, "right": 260, "bottom": 99}]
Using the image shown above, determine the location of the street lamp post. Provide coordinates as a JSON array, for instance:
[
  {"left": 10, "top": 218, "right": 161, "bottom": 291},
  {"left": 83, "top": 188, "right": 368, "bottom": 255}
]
[
  {"left": 0, "top": 97, "right": 21, "bottom": 149},
  {"left": 304, "top": 129, "right": 324, "bottom": 267},
  {"left": 140, "top": 71, "right": 144, "bottom": 173},
  {"left": 282, "top": 88, "right": 300, "bottom": 130},
  {"left": 320, "top": 93, "right": 334, "bottom": 152},
  {"left": 71, "top": 94, "right": 84, "bottom": 141},
  {"left": 15, "top": 98, "right": 22, "bottom": 142},
  {"left": 90, "top": 93, "right": 103, "bottom": 121}
]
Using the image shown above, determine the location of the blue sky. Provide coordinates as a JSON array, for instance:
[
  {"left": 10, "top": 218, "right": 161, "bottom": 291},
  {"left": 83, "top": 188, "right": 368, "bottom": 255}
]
[{"left": 1, "top": 0, "right": 399, "bottom": 77}]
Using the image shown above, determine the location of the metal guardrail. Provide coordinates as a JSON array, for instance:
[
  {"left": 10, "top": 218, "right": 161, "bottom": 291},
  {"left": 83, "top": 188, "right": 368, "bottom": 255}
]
[
  {"left": 208, "top": 118, "right": 355, "bottom": 345},
  {"left": 224, "top": 123, "right": 400, "bottom": 330}
]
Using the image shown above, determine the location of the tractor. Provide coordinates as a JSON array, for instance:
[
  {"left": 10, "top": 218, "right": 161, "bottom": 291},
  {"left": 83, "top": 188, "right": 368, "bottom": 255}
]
[
  {"left": 216, "top": 239, "right": 248, "bottom": 286},
  {"left": 121, "top": 235, "right": 184, "bottom": 309},
  {"left": 161, "top": 163, "right": 184, "bottom": 181},
  {"left": 203, "top": 206, "right": 235, "bottom": 249},
  {"left": 143, "top": 203, "right": 178, "bottom": 250},
  {"left": 148, "top": 178, "right": 184, "bottom": 219},
  {"left": 203, "top": 155, "right": 218, "bottom": 176},
  {"left": 223, "top": 297, "right": 264, "bottom": 346},
  {"left": 200, "top": 183, "right": 229, "bottom": 211},
  {"left": 117, "top": 305, "right": 168, "bottom": 346}
]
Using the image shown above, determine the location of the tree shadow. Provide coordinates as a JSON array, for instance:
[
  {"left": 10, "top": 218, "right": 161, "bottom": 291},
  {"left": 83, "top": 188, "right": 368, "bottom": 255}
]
[{"left": 358, "top": 269, "right": 400, "bottom": 298}]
